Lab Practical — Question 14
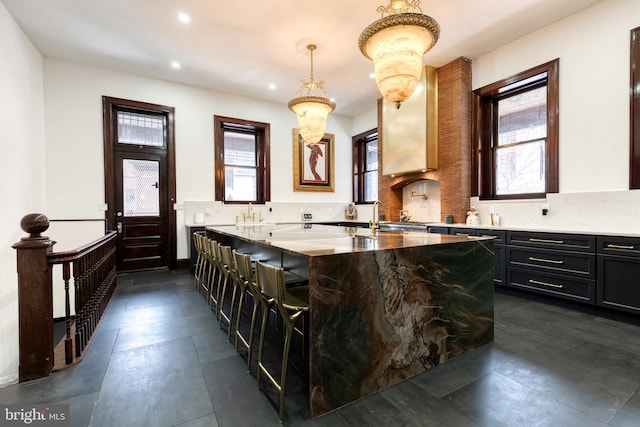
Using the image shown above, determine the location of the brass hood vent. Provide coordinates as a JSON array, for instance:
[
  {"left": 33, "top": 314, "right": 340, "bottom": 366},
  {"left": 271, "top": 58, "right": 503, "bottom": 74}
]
[{"left": 381, "top": 65, "right": 438, "bottom": 176}]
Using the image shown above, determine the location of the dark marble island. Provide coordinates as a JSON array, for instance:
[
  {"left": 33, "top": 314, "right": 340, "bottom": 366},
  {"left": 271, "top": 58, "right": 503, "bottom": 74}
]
[{"left": 207, "top": 223, "right": 495, "bottom": 418}]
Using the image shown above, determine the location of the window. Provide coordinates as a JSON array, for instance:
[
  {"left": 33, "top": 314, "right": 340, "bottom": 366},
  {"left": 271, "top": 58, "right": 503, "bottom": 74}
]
[
  {"left": 214, "top": 116, "right": 270, "bottom": 203},
  {"left": 352, "top": 129, "right": 378, "bottom": 203},
  {"left": 473, "top": 59, "right": 559, "bottom": 199},
  {"left": 117, "top": 111, "right": 165, "bottom": 147}
]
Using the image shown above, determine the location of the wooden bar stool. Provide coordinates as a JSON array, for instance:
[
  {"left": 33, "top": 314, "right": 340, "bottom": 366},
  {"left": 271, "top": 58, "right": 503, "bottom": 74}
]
[{"left": 255, "top": 260, "right": 309, "bottom": 422}]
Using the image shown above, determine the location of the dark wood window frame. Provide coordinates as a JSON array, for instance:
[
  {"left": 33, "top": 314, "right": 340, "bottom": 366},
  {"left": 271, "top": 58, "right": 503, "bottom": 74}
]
[
  {"left": 631, "top": 27, "right": 640, "bottom": 189},
  {"left": 352, "top": 128, "right": 378, "bottom": 204},
  {"left": 214, "top": 115, "right": 270, "bottom": 204},
  {"left": 473, "top": 59, "right": 559, "bottom": 199}
]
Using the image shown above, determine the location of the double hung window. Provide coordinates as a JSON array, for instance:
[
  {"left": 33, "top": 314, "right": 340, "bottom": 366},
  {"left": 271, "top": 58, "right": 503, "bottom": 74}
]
[
  {"left": 473, "top": 59, "right": 559, "bottom": 199},
  {"left": 214, "top": 116, "right": 270, "bottom": 203}
]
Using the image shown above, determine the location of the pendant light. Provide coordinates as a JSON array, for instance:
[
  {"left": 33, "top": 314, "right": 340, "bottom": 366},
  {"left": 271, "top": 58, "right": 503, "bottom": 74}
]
[
  {"left": 288, "top": 44, "right": 336, "bottom": 144},
  {"left": 359, "top": 0, "right": 440, "bottom": 108}
]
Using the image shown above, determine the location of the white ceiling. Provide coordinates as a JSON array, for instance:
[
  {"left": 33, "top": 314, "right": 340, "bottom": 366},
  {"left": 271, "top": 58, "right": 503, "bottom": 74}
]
[{"left": 2, "top": 0, "right": 600, "bottom": 117}]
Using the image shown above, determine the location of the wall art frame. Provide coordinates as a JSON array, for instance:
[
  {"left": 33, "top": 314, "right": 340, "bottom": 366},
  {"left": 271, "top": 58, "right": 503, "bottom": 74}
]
[{"left": 292, "top": 129, "right": 335, "bottom": 192}]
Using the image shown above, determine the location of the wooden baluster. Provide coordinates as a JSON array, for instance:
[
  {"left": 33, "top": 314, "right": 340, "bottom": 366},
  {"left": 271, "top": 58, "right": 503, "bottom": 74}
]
[
  {"left": 73, "top": 257, "right": 84, "bottom": 357},
  {"left": 62, "top": 261, "right": 73, "bottom": 365}
]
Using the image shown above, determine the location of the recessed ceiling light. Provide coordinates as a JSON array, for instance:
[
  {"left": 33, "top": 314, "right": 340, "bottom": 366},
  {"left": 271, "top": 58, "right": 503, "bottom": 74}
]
[
  {"left": 177, "top": 12, "right": 190, "bottom": 24},
  {"left": 268, "top": 83, "right": 277, "bottom": 90},
  {"left": 369, "top": 72, "right": 375, "bottom": 79},
  {"left": 171, "top": 61, "right": 181, "bottom": 69}
]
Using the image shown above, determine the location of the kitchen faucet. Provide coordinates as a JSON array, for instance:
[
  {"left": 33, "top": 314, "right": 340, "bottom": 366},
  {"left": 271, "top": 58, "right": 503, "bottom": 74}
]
[
  {"left": 236, "top": 202, "right": 263, "bottom": 224},
  {"left": 370, "top": 201, "right": 381, "bottom": 232}
]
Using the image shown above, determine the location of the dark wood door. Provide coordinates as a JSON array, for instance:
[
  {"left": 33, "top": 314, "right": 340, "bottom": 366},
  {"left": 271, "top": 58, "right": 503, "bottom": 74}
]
[
  {"left": 114, "top": 151, "right": 168, "bottom": 271},
  {"left": 103, "top": 96, "right": 176, "bottom": 272}
]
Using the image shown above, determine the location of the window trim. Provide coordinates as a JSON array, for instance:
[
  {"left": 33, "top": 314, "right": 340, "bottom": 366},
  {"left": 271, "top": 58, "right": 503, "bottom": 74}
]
[
  {"left": 631, "top": 26, "right": 640, "bottom": 189},
  {"left": 473, "top": 59, "right": 559, "bottom": 200},
  {"left": 214, "top": 115, "right": 270, "bottom": 204},
  {"left": 352, "top": 128, "right": 378, "bottom": 204}
]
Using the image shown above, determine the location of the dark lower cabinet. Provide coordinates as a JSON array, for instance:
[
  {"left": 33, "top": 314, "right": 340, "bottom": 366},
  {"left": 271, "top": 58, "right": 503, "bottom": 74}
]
[
  {"left": 426, "top": 226, "right": 449, "bottom": 234},
  {"left": 494, "top": 245, "right": 505, "bottom": 286},
  {"left": 506, "top": 230, "right": 597, "bottom": 304},
  {"left": 508, "top": 267, "right": 596, "bottom": 304},
  {"left": 419, "top": 227, "right": 640, "bottom": 314},
  {"left": 597, "top": 236, "right": 640, "bottom": 314}
]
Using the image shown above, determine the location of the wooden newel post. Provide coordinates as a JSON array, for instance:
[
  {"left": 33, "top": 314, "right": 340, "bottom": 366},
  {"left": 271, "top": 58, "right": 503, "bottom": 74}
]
[{"left": 12, "top": 213, "right": 56, "bottom": 382}]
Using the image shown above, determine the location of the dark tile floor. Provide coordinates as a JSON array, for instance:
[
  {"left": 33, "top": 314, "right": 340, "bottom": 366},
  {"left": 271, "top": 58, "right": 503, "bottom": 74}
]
[{"left": 1, "top": 269, "right": 640, "bottom": 426}]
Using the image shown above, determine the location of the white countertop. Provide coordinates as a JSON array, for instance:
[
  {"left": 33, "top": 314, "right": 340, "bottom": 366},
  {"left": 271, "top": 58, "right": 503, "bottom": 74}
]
[{"left": 186, "top": 221, "right": 640, "bottom": 238}]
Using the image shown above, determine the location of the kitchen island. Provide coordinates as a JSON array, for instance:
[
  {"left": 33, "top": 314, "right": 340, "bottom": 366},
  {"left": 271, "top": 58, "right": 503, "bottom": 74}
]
[{"left": 207, "top": 223, "right": 495, "bottom": 418}]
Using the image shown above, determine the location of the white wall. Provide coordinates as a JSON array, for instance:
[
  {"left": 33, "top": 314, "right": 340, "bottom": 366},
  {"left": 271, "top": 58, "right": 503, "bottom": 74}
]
[
  {"left": 0, "top": 1, "right": 46, "bottom": 385},
  {"left": 470, "top": 0, "right": 640, "bottom": 232},
  {"left": 43, "top": 59, "right": 359, "bottom": 260},
  {"left": 352, "top": 104, "right": 378, "bottom": 136}
]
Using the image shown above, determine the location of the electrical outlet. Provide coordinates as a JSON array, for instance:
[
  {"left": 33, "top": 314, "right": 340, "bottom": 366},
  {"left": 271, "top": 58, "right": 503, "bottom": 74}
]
[{"left": 542, "top": 204, "right": 549, "bottom": 216}]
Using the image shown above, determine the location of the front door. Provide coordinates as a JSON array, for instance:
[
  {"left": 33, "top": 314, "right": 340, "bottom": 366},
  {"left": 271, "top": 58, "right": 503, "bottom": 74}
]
[{"left": 103, "top": 97, "right": 176, "bottom": 271}]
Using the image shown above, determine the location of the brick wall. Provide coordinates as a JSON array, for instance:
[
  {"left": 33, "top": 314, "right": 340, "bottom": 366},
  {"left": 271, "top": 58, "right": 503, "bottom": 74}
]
[{"left": 377, "top": 57, "right": 472, "bottom": 223}]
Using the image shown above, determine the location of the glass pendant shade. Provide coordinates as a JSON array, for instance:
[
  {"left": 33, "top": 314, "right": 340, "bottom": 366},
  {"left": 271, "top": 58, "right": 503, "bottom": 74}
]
[
  {"left": 288, "top": 44, "right": 335, "bottom": 144},
  {"left": 288, "top": 96, "right": 335, "bottom": 144},
  {"left": 359, "top": 1, "right": 440, "bottom": 107}
]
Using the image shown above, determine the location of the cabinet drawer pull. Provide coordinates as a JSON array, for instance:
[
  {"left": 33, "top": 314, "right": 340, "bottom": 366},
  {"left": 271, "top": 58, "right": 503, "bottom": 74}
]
[
  {"left": 528, "top": 256, "right": 564, "bottom": 264},
  {"left": 529, "top": 238, "right": 564, "bottom": 244},
  {"left": 606, "top": 244, "right": 635, "bottom": 250},
  {"left": 528, "top": 279, "right": 564, "bottom": 289}
]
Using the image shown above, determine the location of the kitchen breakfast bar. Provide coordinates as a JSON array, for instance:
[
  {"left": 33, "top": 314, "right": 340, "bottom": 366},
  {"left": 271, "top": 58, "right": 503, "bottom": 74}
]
[{"left": 207, "top": 223, "right": 495, "bottom": 418}]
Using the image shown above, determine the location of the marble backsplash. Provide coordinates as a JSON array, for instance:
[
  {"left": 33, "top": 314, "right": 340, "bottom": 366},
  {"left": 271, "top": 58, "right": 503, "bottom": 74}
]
[
  {"left": 183, "top": 200, "right": 370, "bottom": 226},
  {"left": 470, "top": 190, "right": 640, "bottom": 234}
]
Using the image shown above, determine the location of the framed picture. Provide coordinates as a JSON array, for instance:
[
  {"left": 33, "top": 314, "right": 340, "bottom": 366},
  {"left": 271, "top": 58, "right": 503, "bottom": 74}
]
[{"left": 292, "top": 129, "right": 335, "bottom": 192}]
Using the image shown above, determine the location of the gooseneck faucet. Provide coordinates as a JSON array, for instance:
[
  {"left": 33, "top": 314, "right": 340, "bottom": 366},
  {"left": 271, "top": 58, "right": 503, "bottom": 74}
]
[{"left": 370, "top": 201, "right": 381, "bottom": 232}]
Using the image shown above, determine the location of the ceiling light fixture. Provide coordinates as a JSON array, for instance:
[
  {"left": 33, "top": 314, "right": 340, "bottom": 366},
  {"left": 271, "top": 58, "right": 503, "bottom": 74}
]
[
  {"left": 177, "top": 12, "right": 190, "bottom": 24},
  {"left": 288, "top": 44, "right": 335, "bottom": 144},
  {"left": 358, "top": 0, "right": 440, "bottom": 109}
]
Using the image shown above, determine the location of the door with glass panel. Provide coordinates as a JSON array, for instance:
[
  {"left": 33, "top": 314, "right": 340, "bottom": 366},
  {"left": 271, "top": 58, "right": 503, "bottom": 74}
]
[
  {"left": 103, "top": 97, "right": 176, "bottom": 272},
  {"left": 114, "top": 151, "right": 168, "bottom": 270}
]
